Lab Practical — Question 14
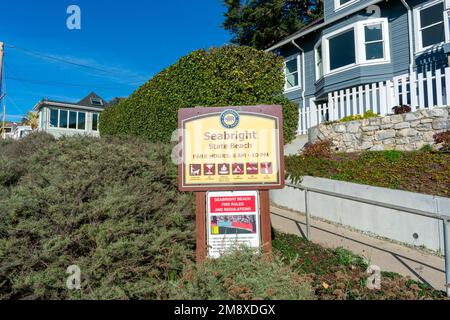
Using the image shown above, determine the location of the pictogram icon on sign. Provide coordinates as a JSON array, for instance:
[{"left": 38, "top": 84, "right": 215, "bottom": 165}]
[
  {"left": 190, "top": 164, "right": 201, "bottom": 176},
  {"left": 218, "top": 163, "right": 230, "bottom": 175},
  {"left": 204, "top": 164, "right": 216, "bottom": 176},
  {"left": 246, "top": 163, "right": 259, "bottom": 175},
  {"left": 260, "top": 162, "right": 273, "bottom": 174},
  {"left": 232, "top": 163, "right": 245, "bottom": 175}
]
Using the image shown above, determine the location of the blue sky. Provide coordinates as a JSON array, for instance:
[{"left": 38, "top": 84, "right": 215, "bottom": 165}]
[{"left": 0, "top": 0, "right": 230, "bottom": 121}]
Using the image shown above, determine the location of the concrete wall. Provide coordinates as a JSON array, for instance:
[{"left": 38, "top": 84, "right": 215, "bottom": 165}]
[{"left": 271, "top": 176, "right": 450, "bottom": 253}]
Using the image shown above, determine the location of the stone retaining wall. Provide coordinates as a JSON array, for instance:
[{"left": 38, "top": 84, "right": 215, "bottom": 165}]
[{"left": 309, "top": 107, "right": 449, "bottom": 152}]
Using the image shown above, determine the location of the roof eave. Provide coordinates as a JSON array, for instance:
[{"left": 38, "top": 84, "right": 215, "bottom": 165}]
[
  {"left": 265, "top": 0, "right": 385, "bottom": 52},
  {"left": 33, "top": 100, "right": 104, "bottom": 112}
]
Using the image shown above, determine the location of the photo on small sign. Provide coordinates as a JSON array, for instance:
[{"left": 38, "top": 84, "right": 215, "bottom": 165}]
[{"left": 210, "top": 214, "right": 257, "bottom": 235}]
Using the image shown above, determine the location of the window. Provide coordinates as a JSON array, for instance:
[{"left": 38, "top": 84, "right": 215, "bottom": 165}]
[
  {"left": 69, "top": 111, "right": 77, "bottom": 129},
  {"left": 315, "top": 43, "right": 323, "bottom": 80},
  {"left": 90, "top": 98, "right": 103, "bottom": 106},
  {"left": 329, "top": 29, "right": 356, "bottom": 71},
  {"left": 92, "top": 113, "right": 99, "bottom": 131},
  {"left": 284, "top": 55, "right": 300, "bottom": 90},
  {"left": 321, "top": 18, "right": 390, "bottom": 76},
  {"left": 335, "top": 0, "right": 359, "bottom": 11},
  {"left": 59, "top": 110, "right": 68, "bottom": 128},
  {"left": 414, "top": 0, "right": 445, "bottom": 52},
  {"left": 50, "top": 109, "right": 58, "bottom": 127},
  {"left": 78, "top": 112, "right": 86, "bottom": 130},
  {"left": 364, "top": 23, "right": 384, "bottom": 61}
]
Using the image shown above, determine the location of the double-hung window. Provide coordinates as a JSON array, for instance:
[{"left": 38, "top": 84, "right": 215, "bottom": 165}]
[
  {"left": 284, "top": 54, "right": 301, "bottom": 91},
  {"left": 363, "top": 23, "right": 385, "bottom": 61},
  {"left": 414, "top": 0, "right": 445, "bottom": 52}
]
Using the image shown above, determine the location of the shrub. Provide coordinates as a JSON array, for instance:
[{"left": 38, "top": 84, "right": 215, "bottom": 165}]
[
  {"left": 433, "top": 131, "right": 450, "bottom": 144},
  {"left": 169, "top": 248, "right": 312, "bottom": 300},
  {"left": 0, "top": 133, "right": 195, "bottom": 299},
  {"left": 434, "top": 131, "right": 450, "bottom": 153},
  {"left": 392, "top": 105, "right": 411, "bottom": 115},
  {"left": 100, "top": 45, "right": 299, "bottom": 144},
  {"left": 340, "top": 110, "right": 378, "bottom": 123},
  {"left": 302, "top": 140, "right": 332, "bottom": 159}
]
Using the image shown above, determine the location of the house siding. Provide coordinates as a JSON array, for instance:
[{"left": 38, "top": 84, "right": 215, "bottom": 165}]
[
  {"left": 324, "top": 0, "right": 381, "bottom": 22},
  {"left": 280, "top": 0, "right": 448, "bottom": 102}
]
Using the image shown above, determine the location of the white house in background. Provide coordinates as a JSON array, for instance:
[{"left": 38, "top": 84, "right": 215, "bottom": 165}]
[
  {"left": 12, "top": 125, "right": 32, "bottom": 140},
  {"left": 1, "top": 122, "right": 16, "bottom": 139},
  {"left": 34, "top": 92, "right": 106, "bottom": 138}
]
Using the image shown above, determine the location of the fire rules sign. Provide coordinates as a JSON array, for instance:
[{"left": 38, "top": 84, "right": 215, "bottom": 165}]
[
  {"left": 207, "top": 191, "right": 260, "bottom": 258},
  {"left": 178, "top": 105, "right": 284, "bottom": 191}
]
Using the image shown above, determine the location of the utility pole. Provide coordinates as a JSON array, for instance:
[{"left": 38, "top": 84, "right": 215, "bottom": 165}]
[{"left": 0, "top": 42, "right": 5, "bottom": 140}]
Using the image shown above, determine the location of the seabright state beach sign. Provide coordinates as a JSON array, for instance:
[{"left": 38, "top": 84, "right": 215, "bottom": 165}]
[{"left": 178, "top": 105, "right": 285, "bottom": 192}]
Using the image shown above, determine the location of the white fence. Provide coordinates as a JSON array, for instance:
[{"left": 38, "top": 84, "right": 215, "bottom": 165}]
[{"left": 298, "top": 67, "right": 450, "bottom": 135}]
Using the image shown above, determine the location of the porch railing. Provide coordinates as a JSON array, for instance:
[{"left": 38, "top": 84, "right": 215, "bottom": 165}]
[{"left": 298, "top": 67, "right": 450, "bottom": 135}]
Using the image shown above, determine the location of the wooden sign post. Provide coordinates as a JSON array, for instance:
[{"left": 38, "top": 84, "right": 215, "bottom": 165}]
[{"left": 178, "top": 105, "right": 284, "bottom": 261}]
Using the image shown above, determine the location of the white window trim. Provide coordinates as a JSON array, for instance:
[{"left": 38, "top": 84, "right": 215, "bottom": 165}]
[
  {"left": 92, "top": 113, "right": 99, "bottom": 132},
  {"left": 334, "top": 0, "right": 359, "bottom": 12},
  {"left": 359, "top": 19, "right": 391, "bottom": 64},
  {"left": 284, "top": 53, "right": 301, "bottom": 92},
  {"left": 321, "top": 18, "right": 390, "bottom": 77},
  {"left": 48, "top": 107, "right": 89, "bottom": 131},
  {"left": 413, "top": 0, "right": 445, "bottom": 54},
  {"left": 314, "top": 39, "right": 324, "bottom": 82}
]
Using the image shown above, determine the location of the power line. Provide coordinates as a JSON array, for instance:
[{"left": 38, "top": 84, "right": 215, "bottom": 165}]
[
  {"left": 5, "top": 43, "right": 148, "bottom": 82},
  {"left": 6, "top": 76, "right": 133, "bottom": 90}
]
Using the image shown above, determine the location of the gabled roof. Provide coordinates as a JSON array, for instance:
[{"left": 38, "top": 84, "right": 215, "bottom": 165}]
[
  {"left": 77, "top": 92, "right": 108, "bottom": 108},
  {"left": 33, "top": 92, "right": 109, "bottom": 112}
]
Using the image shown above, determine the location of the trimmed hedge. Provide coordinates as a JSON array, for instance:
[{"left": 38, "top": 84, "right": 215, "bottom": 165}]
[{"left": 100, "top": 45, "right": 299, "bottom": 144}]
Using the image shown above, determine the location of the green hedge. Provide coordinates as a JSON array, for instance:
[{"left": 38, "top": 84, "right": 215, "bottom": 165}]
[{"left": 100, "top": 45, "right": 299, "bottom": 144}]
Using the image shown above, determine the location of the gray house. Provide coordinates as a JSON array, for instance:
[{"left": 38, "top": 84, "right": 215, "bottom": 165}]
[
  {"left": 267, "top": 0, "right": 450, "bottom": 134},
  {"left": 34, "top": 92, "right": 106, "bottom": 138}
]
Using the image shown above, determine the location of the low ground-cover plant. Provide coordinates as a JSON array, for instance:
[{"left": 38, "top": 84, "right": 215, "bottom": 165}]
[
  {"left": 0, "top": 133, "right": 195, "bottom": 299},
  {"left": 272, "top": 232, "right": 446, "bottom": 300},
  {"left": 286, "top": 150, "right": 450, "bottom": 197},
  {"left": 1, "top": 134, "right": 447, "bottom": 300},
  {"left": 339, "top": 110, "right": 378, "bottom": 123},
  {"left": 169, "top": 248, "right": 312, "bottom": 300}
]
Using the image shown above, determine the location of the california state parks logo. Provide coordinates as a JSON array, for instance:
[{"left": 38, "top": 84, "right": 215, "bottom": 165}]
[{"left": 220, "top": 109, "right": 240, "bottom": 129}]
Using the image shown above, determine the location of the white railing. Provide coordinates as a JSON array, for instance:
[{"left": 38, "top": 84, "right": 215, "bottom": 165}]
[{"left": 297, "top": 67, "right": 450, "bottom": 135}]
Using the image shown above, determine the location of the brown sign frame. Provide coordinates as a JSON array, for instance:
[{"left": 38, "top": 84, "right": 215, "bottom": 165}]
[{"left": 178, "top": 105, "right": 285, "bottom": 192}]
